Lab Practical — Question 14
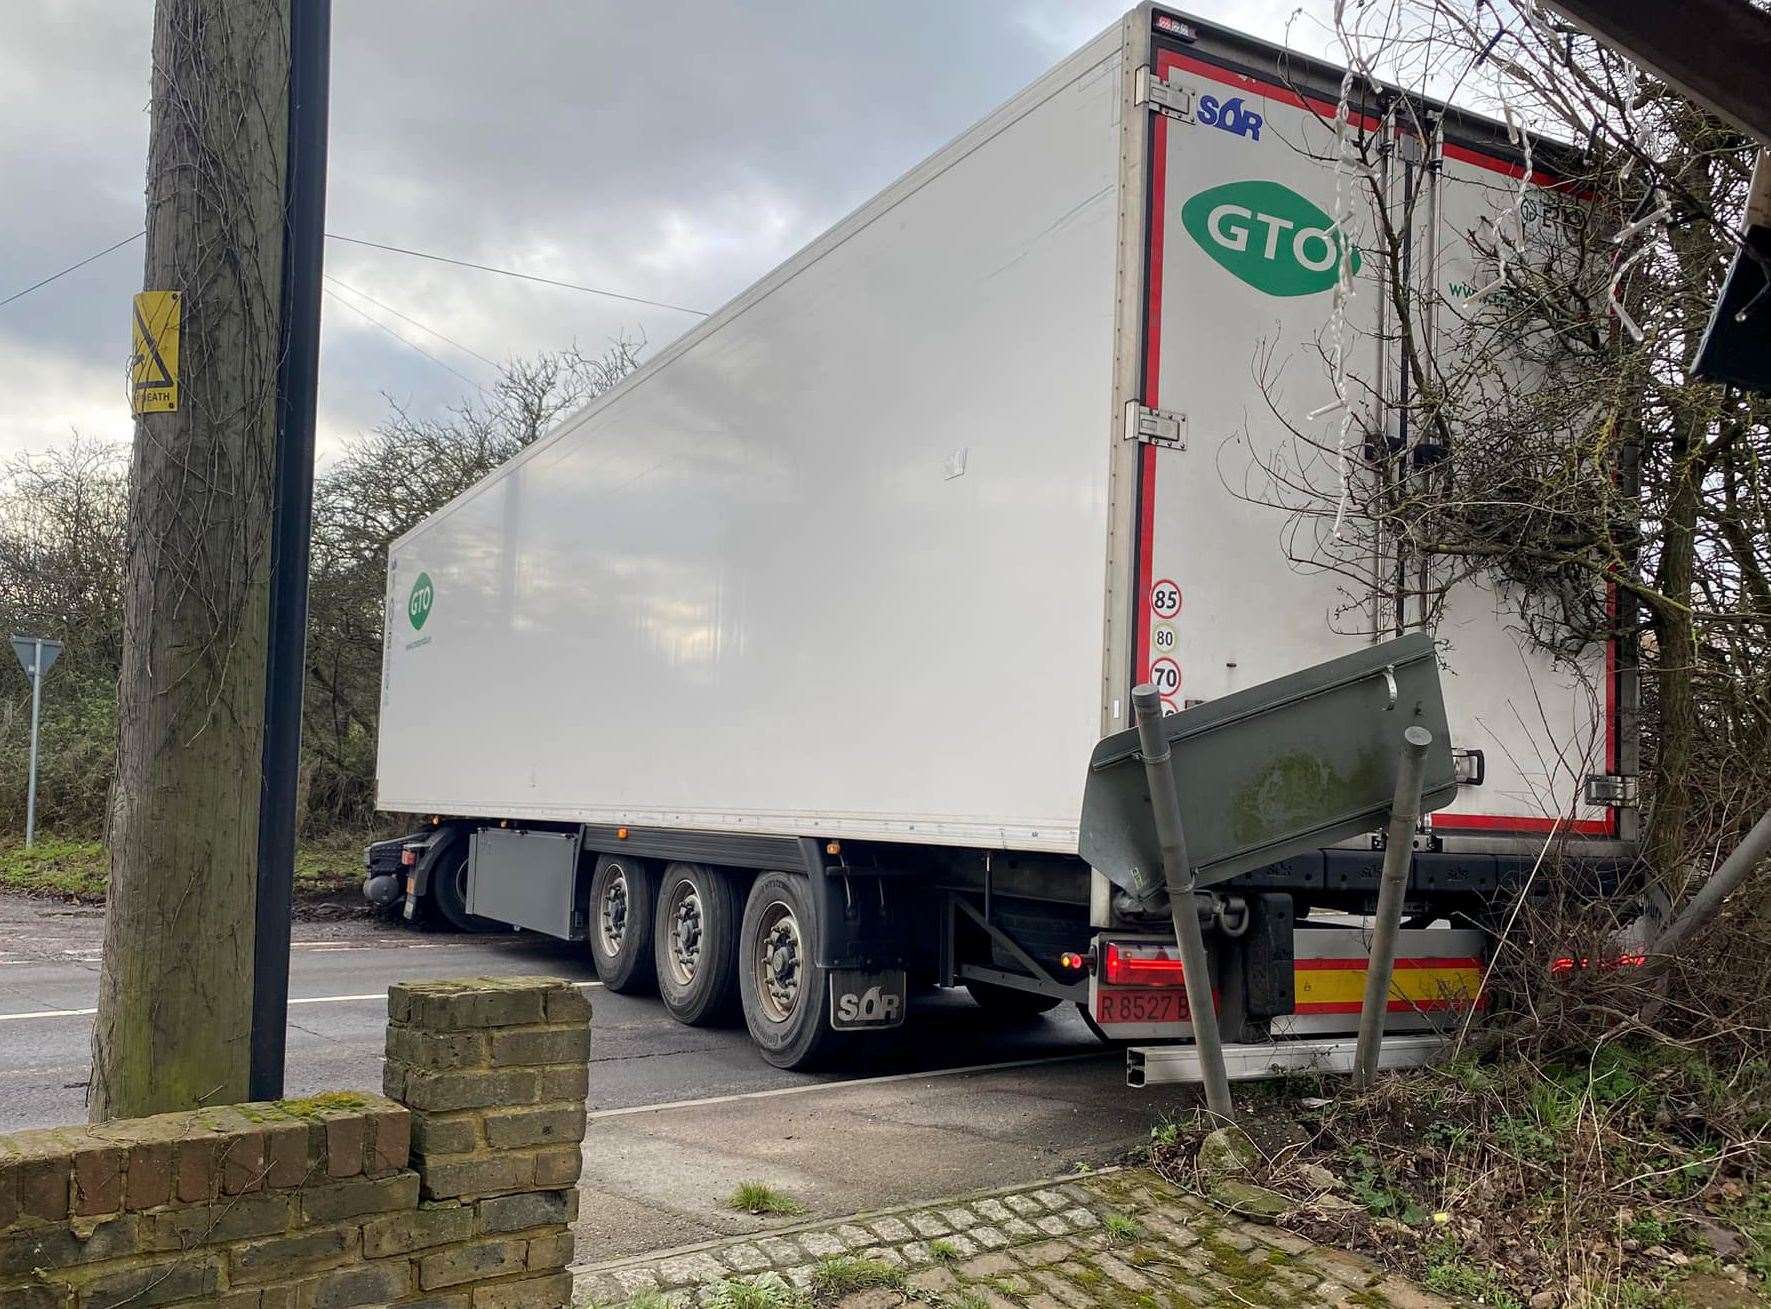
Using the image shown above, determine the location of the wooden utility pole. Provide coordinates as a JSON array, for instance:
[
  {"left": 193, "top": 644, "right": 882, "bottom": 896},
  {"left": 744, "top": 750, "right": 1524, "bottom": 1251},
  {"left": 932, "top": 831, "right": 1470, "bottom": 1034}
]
[{"left": 90, "top": 0, "right": 292, "bottom": 1120}]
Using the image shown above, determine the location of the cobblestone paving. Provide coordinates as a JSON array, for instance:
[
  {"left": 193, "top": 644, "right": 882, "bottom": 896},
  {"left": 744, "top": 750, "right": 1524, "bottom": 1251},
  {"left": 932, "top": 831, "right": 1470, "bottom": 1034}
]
[{"left": 571, "top": 1167, "right": 1452, "bottom": 1308}]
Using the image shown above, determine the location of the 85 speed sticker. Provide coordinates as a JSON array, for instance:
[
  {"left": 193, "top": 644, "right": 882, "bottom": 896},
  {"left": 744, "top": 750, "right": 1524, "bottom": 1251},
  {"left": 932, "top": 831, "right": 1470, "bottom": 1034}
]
[{"left": 1150, "top": 579, "right": 1182, "bottom": 620}]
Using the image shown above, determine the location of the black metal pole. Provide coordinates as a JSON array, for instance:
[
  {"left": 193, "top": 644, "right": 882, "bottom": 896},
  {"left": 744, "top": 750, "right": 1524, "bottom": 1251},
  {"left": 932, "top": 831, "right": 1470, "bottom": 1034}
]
[{"left": 251, "top": 0, "right": 331, "bottom": 1102}]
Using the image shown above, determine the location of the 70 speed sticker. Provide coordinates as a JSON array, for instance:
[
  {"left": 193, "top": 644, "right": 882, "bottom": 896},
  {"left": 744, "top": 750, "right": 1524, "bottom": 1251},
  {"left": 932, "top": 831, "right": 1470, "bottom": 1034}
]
[{"left": 1150, "top": 657, "right": 1181, "bottom": 697}]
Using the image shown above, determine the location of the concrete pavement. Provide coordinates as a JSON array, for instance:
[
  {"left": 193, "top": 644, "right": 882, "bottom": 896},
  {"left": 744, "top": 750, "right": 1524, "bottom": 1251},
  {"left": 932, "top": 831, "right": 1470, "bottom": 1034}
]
[{"left": 0, "top": 893, "right": 1202, "bottom": 1267}]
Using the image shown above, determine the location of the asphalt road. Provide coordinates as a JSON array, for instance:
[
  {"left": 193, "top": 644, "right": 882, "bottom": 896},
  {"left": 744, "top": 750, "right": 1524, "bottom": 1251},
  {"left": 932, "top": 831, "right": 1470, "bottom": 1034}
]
[{"left": 0, "top": 893, "right": 1202, "bottom": 1263}]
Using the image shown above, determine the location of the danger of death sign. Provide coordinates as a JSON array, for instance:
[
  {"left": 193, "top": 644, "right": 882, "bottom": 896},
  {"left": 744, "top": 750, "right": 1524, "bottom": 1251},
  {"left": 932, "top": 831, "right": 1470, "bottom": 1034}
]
[{"left": 130, "top": 290, "right": 181, "bottom": 414}]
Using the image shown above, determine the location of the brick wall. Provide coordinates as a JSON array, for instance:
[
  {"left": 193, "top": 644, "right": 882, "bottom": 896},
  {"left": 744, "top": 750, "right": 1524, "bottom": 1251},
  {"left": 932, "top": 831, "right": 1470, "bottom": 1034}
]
[{"left": 0, "top": 976, "right": 589, "bottom": 1309}]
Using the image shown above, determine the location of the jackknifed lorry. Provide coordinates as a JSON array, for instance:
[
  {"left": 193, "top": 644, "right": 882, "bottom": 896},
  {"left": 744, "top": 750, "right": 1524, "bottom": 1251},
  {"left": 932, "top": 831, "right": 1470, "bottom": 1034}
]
[{"left": 364, "top": 5, "right": 1634, "bottom": 1074}]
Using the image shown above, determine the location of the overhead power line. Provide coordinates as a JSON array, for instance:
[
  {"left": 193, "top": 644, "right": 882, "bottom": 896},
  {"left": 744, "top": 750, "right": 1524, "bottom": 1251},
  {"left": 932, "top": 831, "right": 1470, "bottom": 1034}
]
[
  {"left": 1, "top": 229, "right": 711, "bottom": 320},
  {"left": 323, "top": 274, "right": 502, "bottom": 369},
  {"left": 324, "top": 233, "right": 710, "bottom": 316},
  {"left": 0, "top": 231, "right": 144, "bottom": 310},
  {"left": 321, "top": 286, "right": 485, "bottom": 391}
]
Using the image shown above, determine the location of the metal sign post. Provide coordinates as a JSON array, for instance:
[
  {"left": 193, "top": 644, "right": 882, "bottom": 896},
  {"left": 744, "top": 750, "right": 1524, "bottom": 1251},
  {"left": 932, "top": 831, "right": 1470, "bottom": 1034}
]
[
  {"left": 1352, "top": 724, "right": 1434, "bottom": 1090},
  {"left": 250, "top": 0, "right": 332, "bottom": 1103},
  {"left": 1131, "top": 684, "right": 1236, "bottom": 1122},
  {"left": 10, "top": 635, "right": 64, "bottom": 848}
]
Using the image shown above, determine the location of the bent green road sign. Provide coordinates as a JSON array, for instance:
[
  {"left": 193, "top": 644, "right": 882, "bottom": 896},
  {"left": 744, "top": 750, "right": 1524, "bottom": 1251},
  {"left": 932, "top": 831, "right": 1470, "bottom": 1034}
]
[{"left": 1080, "top": 632, "right": 1456, "bottom": 892}]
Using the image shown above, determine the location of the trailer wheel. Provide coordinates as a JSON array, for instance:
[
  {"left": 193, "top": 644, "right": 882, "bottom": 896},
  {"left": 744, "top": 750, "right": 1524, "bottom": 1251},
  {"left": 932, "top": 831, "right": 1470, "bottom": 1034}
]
[
  {"left": 428, "top": 843, "right": 504, "bottom": 934},
  {"left": 739, "top": 871, "right": 846, "bottom": 1070},
  {"left": 587, "top": 855, "right": 658, "bottom": 993},
  {"left": 964, "top": 981, "right": 1062, "bottom": 1020},
  {"left": 654, "top": 862, "right": 741, "bottom": 1025}
]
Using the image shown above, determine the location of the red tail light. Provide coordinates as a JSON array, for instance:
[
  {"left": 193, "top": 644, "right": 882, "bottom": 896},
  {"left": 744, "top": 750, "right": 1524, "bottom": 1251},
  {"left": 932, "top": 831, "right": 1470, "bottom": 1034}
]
[
  {"left": 1103, "top": 942, "right": 1186, "bottom": 988},
  {"left": 1550, "top": 953, "right": 1646, "bottom": 975}
]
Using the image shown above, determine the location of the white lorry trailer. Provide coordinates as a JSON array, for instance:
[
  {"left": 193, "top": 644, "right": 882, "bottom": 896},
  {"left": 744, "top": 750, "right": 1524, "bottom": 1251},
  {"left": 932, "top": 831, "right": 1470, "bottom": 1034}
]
[{"left": 365, "top": 5, "right": 1635, "bottom": 1071}]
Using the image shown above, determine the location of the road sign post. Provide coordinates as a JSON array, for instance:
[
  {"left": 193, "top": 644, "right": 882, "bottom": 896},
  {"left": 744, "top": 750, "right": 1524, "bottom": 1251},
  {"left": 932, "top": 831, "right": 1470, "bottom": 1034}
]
[
  {"left": 1353, "top": 724, "right": 1435, "bottom": 1090},
  {"left": 10, "top": 636, "right": 64, "bottom": 848},
  {"left": 1132, "top": 683, "right": 1235, "bottom": 1122}
]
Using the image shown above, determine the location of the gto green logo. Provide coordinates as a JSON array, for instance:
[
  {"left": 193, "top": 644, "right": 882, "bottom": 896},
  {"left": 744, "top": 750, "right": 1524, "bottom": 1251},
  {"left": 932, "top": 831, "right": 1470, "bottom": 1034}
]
[
  {"left": 1181, "top": 180, "right": 1360, "bottom": 297},
  {"left": 407, "top": 572, "right": 434, "bottom": 631}
]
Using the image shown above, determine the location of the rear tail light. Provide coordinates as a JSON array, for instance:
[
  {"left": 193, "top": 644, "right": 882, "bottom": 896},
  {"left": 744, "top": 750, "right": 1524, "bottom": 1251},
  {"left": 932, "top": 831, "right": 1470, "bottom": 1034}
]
[
  {"left": 1550, "top": 953, "right": 1646, "bottom": 974},
  {"left": 400, "top": 847, "right": 419, "bottom": 867},
  {"left": 1103, "top": 942, "right": 1186, "bottom": 988}
]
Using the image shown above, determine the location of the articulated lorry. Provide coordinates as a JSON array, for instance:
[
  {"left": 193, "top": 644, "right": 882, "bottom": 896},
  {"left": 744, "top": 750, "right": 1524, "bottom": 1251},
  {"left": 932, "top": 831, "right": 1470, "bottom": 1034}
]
[{"left": 364, "top": 5, "right": 1635, "bottom": 1072}]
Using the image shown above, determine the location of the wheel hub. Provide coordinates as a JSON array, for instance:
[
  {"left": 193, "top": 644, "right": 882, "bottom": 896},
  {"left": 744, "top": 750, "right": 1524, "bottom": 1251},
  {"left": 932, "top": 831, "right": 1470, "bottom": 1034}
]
[
  {"left": 754, "top": 902, "right": 802, "bottom": 1023},
  {"left": 598, "top": 872, "right": 629, "bottom": 956},
  {"left": 667, "top": 888, "right": 703, "bottom": 982}
]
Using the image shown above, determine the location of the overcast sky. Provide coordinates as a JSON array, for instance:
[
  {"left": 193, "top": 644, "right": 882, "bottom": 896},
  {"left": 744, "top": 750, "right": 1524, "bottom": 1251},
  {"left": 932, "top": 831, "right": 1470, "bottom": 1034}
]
[{"left": 0, "top": 1, "right": 1342, "bottom": 468}]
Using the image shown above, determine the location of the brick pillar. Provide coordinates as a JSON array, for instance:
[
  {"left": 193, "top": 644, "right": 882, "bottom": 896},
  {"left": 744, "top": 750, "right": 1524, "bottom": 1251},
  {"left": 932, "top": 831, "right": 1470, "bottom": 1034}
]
[{"left": 383, "top": 977, "right": 591, "bottom": 1307}]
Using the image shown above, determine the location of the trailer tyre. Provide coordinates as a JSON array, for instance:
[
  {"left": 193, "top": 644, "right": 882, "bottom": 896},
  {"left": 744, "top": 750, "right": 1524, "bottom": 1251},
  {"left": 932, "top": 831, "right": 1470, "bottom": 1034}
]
[
  {"left": 654, "top": 863, "right": 741, "bottom": 1025},
  {"left": 587, "top": 855, "right": 658, "bottom": 994},
  {"left": 964, "top": 981, "right": 1062, "bottom": 1020},
  {"left": 428, "top": 842, "right": 505, "bottom": 934},
  {"left": 739, "top": 871, "right": 846, "bottom": 1070}
]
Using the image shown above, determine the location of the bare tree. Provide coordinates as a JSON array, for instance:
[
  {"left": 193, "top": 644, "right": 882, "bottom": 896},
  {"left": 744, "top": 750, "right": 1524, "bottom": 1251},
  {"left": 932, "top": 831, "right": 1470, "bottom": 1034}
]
[
  {"left": 0, "top": 343, "right": 641, "bottom": 846},
  {"left": 0, "top": 439, "right": 129, "bottom": 833},
  {"left": 301, "top": 339, "right": 641, "bottom": 830},
  {"left": 1242, "top": 2, "right": 1767, "bottom": 898}
]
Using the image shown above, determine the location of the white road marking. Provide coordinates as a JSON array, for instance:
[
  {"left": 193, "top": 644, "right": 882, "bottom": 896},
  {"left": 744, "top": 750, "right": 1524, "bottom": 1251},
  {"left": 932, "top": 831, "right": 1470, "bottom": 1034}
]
[
  {"left": 0, "top": 1007, "right": 95, "bottom": 1022},
  {"left": 585, "top": 1052, "right": 1109, "bottom": 1121},
  {"left": 0, "top": 980, "right": 601, "bottom": 1022}
]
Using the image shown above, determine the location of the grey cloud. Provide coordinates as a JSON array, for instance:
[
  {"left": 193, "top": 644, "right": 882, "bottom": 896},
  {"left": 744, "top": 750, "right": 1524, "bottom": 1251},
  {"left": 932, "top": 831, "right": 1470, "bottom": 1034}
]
[{"left": 0, "top": 1, "right": 1328, "bottom": 463}]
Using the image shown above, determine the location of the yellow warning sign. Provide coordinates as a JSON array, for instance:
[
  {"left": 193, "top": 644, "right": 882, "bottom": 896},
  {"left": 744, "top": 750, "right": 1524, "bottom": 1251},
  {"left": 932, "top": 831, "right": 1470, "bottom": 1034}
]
[{"left": 130, "top": 290, "right": 181, "bottom": 414}]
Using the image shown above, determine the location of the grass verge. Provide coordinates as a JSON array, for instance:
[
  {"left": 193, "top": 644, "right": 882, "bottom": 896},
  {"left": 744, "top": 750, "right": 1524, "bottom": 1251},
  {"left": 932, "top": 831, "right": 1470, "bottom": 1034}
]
[
  {"left": 1149, "top": 1041, "right": 1769, "bottom": 1308},
  {"left": 0, "top": 833, "right": 373, "bottom": 906}
]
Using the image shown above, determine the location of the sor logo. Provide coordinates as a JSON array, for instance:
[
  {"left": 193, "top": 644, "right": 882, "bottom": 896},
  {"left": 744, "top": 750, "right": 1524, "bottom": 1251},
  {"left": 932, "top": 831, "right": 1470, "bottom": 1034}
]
[
  {"left": 1198, "top": 94, "right": 1263, "bottom": 141},
  {"left": 407, "top": 571, "right": 435, "bottom": 631},
  {"left": 835, "top": 986, "right": 902, "bottom": 1026},
  {"left": 1181, "top": 179, "right": 1362, "bottom": 297}
]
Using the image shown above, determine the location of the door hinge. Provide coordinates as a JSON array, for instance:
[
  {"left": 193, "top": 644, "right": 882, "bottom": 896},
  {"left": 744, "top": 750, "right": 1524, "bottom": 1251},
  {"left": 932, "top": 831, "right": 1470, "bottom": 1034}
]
[
  {"left": 1583, "top": 773, "right": 1638, "bottom": 808},
  {"left": 1134, "top": 66, "right": 1195, "bottom": 122},
  {"left": 1126, "top": 401, "right": 1187, "bottom": 448}
]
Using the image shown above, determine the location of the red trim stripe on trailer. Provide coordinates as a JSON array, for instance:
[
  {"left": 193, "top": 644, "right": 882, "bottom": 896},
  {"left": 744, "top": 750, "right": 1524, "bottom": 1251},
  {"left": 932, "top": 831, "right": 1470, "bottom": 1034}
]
[
  {"left": 1142, "top": 40, "right": 1620, "bottom": 839},
  {"left": 1133, "top": 99, "right": 1170, "bottom": 687},
  {"left": 1295, "top": 956, "right": 1483, "bottom": 971}
]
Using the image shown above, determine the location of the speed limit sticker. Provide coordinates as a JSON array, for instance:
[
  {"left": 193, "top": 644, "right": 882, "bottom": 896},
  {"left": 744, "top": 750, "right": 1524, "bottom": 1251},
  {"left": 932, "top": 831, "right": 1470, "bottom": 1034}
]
[
  {"left": 1150, "top": 579, "right": 1182, "bottom": 620},
  {"left": 1151, "top": 623, "right": 1177, "bottom": 653},
  {"left": 1149, "top": 657, "right": 1181, "bottom": 696},
  {"left": 1160, "top": 696, "right": 1180, "bottom": 715}
]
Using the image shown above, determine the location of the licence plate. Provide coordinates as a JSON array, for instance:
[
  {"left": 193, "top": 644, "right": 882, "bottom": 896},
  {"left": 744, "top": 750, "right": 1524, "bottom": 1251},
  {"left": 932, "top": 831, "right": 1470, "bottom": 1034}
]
[{"left": 1094, "top": 989, "right": 1187, "bottom": 1025}]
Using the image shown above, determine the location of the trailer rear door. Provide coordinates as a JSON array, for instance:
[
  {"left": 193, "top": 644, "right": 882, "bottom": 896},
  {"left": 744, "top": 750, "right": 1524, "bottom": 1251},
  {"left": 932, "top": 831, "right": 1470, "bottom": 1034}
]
[{"left": 1131, "top": 24, "right": 1620, "bottom": 842}]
